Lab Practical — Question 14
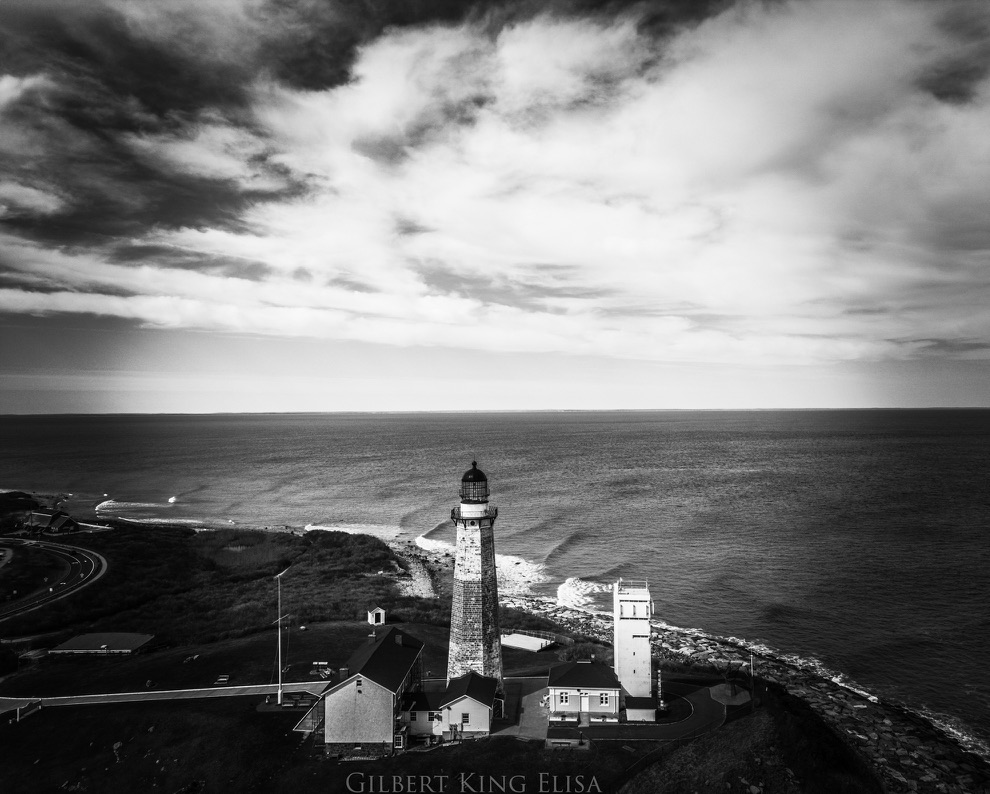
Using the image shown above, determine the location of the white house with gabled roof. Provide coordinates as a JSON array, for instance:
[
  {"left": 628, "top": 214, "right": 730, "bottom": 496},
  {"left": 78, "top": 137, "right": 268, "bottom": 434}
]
[{"left": 321, "top": 627, "right": 423, "bottom": 757}]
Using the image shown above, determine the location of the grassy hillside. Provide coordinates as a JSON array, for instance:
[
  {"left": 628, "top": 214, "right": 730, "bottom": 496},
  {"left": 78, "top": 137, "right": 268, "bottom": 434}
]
[{"left": 1, "top": 526, "right": 435, "bottom": 645}]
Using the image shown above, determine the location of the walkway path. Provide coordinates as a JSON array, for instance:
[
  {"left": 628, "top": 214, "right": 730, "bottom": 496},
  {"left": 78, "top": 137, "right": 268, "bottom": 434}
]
[
  {"left": 28, "top": 681, "right": 329, "bottom": 708},
  {"left": 493, "top": 677, "right": 548, "bottom": 740}
]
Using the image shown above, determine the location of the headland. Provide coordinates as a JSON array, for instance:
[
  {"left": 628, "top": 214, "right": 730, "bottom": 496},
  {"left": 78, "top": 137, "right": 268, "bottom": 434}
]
[{"left": 1, "top": 508, "right": 988, "bottom": 792}]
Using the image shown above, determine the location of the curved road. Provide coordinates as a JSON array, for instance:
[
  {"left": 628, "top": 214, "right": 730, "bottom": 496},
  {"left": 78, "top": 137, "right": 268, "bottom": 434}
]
[{"left": 0, "top": 538, "right": 108, "bottom": 623}]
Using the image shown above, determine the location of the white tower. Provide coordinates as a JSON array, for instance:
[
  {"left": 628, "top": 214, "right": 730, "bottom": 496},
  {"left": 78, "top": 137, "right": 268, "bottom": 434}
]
[
  {"left": 613, "top": 579, "right": 653, "bottom": 698},
  {"left": 447, "top": 462, "right": 503, "bottom": 687}
]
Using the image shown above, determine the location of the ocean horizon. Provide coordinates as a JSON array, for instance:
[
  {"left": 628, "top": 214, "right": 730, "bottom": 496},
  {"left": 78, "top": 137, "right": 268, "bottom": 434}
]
[{"left": 1, "top": 409, "right": 987, "bottom": 758}]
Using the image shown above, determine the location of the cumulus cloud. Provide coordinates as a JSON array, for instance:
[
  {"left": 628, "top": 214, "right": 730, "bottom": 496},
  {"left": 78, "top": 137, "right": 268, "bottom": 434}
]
[{"left": 2, "top": 0, "right": 990, "bottom": 368}]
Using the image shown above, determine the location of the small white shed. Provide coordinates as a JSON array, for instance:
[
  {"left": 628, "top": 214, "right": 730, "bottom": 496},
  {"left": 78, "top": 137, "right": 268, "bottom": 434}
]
[{"left": 367, "top": 606, "right": 386, "bottom": 625}]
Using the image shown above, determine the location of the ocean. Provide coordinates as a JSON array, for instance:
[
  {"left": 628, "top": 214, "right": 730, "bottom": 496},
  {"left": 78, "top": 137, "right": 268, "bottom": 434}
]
[{"left": 1, "top": 410, "right": 988, "bottom": 756}]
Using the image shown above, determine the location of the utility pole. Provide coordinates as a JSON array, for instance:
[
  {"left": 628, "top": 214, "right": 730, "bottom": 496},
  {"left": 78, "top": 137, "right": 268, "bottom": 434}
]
[{"left": 276, "top": 566, "right": 290, "bottom": 706}]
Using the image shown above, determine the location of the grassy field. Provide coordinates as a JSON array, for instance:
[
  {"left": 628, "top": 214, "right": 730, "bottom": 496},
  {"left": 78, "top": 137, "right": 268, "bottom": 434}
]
[
  {"left": 1, "top": 618, "right": 580, "bottom": 699},
  {"left": 0, "top": 525, "right": 450, "bottom": 644},
  {"left": 0, "top": 622, "right": 453, "bottom": 698}
]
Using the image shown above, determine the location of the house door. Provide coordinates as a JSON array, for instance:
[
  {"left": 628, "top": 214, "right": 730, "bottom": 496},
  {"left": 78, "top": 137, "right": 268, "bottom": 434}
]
[{"left": 580, "top": 694, "right": 590, "bottom": 713}]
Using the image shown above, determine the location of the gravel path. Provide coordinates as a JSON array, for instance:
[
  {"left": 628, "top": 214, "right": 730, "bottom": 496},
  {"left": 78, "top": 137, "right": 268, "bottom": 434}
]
[{"left": 389, "top": 541, "right": 438, "bottom": 599}]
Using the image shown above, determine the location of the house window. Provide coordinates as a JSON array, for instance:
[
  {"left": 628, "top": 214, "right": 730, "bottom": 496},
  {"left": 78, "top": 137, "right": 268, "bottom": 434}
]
[
  {"left": 393, "top": 735, "right": 404, "bottom": 749},
  {"left": 461, "top": 713, "right": 470, "bottom": 725},
  {"left": 429, "top": 712, "right": 441, "bottom": 722},
  {"left": 410, "top": 712, "right": 417, "bottom": 721},
  {"left": 559, "top": 691, "right": 569, "bottom": 706},
  {"left": 599, "top": 693, "right": 609, "bottom": 706}
]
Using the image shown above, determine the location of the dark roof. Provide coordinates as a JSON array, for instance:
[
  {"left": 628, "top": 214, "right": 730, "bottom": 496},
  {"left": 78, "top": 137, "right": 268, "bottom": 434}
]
[
  {"left": 548, "top": 661, "right": 621, "bottom": 690},
  {"left": 624, "top": 696, "right": 657, "bottom": 710},
  {"left": 344, "top": 627, "right": 423, "bottom": 693},
  {"left": 27, "top": 509, "right": 69, "bottom": 526},
  {"left": 52, "top": 633, "right": 154, "bottom": 653},
  {"left": 461, "top": 461, "right": 487, "bottom": 482},
  {"left": 401, "top": 691, "right": 445, "bottom": 712},
  {"left": 50, "top": 515, "right": 77, "bottom": 531},
  {"left": 440, "top": 671, "right": 499, "bottom": 709}
]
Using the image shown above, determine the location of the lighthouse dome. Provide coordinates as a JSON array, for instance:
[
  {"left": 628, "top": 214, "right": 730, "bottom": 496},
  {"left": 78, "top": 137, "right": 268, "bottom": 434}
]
[
  {"left": 462, "top": 461, "right": 487, "bottom": 482},
  {"left": 460, "top": 461, "right": 490, "bottom": 502}
]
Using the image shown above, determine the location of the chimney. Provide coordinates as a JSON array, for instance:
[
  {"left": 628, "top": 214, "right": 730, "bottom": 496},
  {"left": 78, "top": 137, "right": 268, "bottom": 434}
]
[
  {"left": 395, "top": 633, "right": 403, "bottom": 647},
  {"left": 339, "top": 667, "right": 349, "bottom": 679},
  {"left": 368, "top": 630, "right": 377, "bottom": 645}
]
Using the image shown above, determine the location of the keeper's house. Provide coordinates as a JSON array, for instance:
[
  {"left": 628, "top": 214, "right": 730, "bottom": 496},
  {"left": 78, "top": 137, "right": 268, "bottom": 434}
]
[
  {"left": 323, "top": 627, "right": 423, "bottom": 757},
  {"left": 547, "top": 660, "right": 620, "bottom": 724},
  {"left": 401, "top": 671, "right": 500, "bottom": 742}
]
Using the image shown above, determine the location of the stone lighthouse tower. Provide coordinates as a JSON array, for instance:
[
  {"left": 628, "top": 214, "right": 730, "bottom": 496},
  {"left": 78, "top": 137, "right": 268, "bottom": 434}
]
[{"left": 447, "top": 462, "right": 503, "bottom": 686}]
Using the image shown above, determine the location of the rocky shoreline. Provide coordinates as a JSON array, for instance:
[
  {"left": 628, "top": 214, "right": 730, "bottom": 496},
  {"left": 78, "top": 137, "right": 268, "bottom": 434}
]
[
  {"left": 504, "top": 592, "right": 990, "bottom": 794},
  {"left": 390, "top": 539, "right": 990, "bottom": 794}
]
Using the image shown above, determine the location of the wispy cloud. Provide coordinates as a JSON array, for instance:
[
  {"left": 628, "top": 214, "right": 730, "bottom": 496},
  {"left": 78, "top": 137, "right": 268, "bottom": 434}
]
[{"left": 2, "top": 0, "right": 989, "bottom": 370}]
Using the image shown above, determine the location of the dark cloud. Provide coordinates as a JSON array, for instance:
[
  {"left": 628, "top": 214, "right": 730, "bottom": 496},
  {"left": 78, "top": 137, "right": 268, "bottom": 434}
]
[
  {"left": 417, "top": 262, "right": 613, "bottom": 310},
  {"left": 918, "top": 4, "right": 990, "bottom": 103},
  {"left": 910, "top": 338, "right": 990, "bottom": 355},
  {"left": 261, "top": 0, "right": 727, "bottom": 91},
  {"left": 108, "top": 245, "right": 276, "bottom": 281},
  {"left": 0, "top": 3, "right": 253, "bottom": 117},
  {"left": 0, "top": 0, "right": 734, "bottom": 257},
  {"left": 327, "top": 274, "right": 378, "bottom": 293},
  {"left": 395, "top": 217, "right": 434, "bottom": 236}
]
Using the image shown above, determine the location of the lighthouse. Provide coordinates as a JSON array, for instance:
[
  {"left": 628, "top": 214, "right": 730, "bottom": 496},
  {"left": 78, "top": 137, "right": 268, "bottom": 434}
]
[{"left": 447, "top": 462, "right": 503, "bottom": 687}]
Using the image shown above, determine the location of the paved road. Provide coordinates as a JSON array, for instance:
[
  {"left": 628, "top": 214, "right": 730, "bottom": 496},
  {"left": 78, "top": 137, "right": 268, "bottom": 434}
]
[
  {"left": 36, "top": 681, "right": 330, "bottom": 707},
  {"left": 0, "top": 538, "right": 108, "bottom": 623}
]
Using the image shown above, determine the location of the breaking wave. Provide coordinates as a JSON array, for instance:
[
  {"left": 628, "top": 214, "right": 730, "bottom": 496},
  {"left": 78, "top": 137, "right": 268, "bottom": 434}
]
[
  {"left": 556, "top": 577, "right": 613, "bottom": 612},
  {"left": 95, "top": 499, "right": 175, "bottom": 513}
]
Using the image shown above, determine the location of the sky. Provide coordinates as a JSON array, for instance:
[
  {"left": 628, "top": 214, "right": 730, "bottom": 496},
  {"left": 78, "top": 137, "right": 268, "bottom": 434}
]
[{"left": 1, "top": 0, "right": 989, "bottom": 413}]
